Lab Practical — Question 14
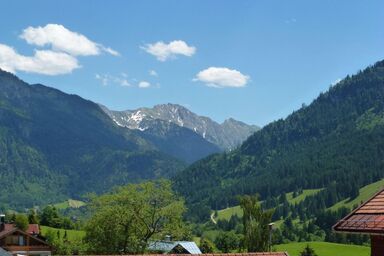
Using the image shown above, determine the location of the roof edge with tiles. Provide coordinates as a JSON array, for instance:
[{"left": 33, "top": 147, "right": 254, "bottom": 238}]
[
  {"left": 333, "top": 188, "right": 384, "bottom": 235},
  {"left": 77, "top": 253, "right": 289, "bottom": 256}
]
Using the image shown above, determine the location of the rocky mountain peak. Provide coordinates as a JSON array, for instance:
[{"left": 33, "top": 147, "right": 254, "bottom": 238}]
[{"left": 101, "top": 103, "right": 259, "bottom": 150}]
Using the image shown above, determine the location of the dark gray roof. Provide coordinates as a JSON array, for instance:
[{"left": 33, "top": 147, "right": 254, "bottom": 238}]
[{"left": 0, "top": 248, "right": 12, "bottom": 256}]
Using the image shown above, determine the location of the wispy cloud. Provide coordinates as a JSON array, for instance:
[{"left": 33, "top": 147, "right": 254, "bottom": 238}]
[
  {"left": 96, "top": 74, "right": 154, "bottom": 89},
  {"left": 101, "top": 46, "right": 120, "bottom": 56},
  {"left": 141, "top": 40, "right": 196, "bottom": 61},
  {"left": 149, "top": 70, "right": 158, "bottom": 76},
  {"left": 95, "top": 73, "right": 131, "bottom": 87},
  {"left": 284, "top": 18, "right": 297, "bottom": 24},
  {"left": 138, "top": 81, "right": 151, "bottom": 88},
  {"left": 194, "top": 67, "right": 250, "bottom": 88}
]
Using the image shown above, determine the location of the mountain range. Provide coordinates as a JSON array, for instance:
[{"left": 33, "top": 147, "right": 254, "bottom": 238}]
[
  {"left": 2, "top": 59, "right": 383, "bottom": 212},
  {"left": 0, "top": 69, "right": 257, "bottom": 209},
  {"left": 101, "top": 103, "right": 259, "bottom": 151}
]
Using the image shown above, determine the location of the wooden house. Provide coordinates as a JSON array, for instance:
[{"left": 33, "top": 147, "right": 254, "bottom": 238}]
[
  {"left": 0, "top": 215, "right": 51, "bottom": 256},
  {"left": 333, "top": 188, "right": 384, "bottom": 256}
]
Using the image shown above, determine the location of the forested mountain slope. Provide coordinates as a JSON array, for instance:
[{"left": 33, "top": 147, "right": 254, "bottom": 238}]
[
  {"left": 0, "top": 70, "right": 184, "bottom": 209},
  {"left": 174, "top": 60, "right": 384, "bottom": 213}
]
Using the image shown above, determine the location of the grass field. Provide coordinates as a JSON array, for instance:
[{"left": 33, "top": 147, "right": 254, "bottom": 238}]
[
  {"left": 329, "top": 179, "right": 384, "bottom": 211},
  {"left": 53, "top": 199, "right": 86, "bottom": 210},
  {"left": 216, "top": 189, "right": 322, "bottom": 221},
  {"left": 274, "top": 241, "right": 370, "bottom": 256},
  {"left": 286, "top": 189, "right": 322, "bottom": 205},
  {"left": 214, "top": 179, "right": 384, "bottom": 221},
  {"left": 40, "top": 226, "right": 85, "bottom": 241},
  {"left": 216, "top": 205, "right": 243, "bottom": 220}
]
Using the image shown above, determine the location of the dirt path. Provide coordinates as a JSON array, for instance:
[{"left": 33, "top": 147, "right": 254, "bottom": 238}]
[{"left": 210, "top": 212, "right": 217, "bottom": 224}]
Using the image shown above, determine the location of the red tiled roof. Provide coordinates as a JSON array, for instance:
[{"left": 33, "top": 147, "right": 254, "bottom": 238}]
[
  {"left": 333, "top": 189, "right": 384, "bottom": 234},
  {"left": 91, "top": 254, "right": 289, "bottom": 256},
  {"left": 2, "top": 224, "right": 40, "bottom": 235},
  {"left": 0, "top": 227, "right": 17, "bottom": 239},
  {"left": 3, "top": 224, "right": 15, "bottom": 231},
  {"left": 27, "top": 224, "right": 40, "bottom": 234}
]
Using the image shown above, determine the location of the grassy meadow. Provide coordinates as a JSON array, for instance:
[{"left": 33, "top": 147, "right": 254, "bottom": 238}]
[
  {"left": 215, "top": 188, "right": 323, "bottom": 221},
  {"left": 274, "top": 241, "right": 370, "bottom": 256},
  {"left": 53, "top": 199, "right": 86, "bottom": 210},
  {"left": 40, "top": 226, "right": 85, "bottom": 242}
]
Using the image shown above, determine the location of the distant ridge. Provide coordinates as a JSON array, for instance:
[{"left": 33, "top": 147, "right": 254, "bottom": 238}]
[{"left": 101, "top": 103, "right": 260, "bottom": 150}]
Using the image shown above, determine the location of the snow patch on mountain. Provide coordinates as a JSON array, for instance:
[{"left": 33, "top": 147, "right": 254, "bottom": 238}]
[{"left": 100, "top": 103, "right": 259, "bottom": 150}]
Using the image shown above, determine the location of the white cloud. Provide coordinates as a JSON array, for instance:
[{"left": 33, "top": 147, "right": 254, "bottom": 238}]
[
  {"left": 141, "top": 40, "right": 196, "bottom": 61},
  {"left": 95, "top": 74, "right": 109, "bottom": 86},
  {"left": 149, "top": 70, "right": 158, "bottom": 76},
  {"left": 138, "top": 81, "right": 151, "bottom": 88},
  {"left": 120, "top": 79, "right": 130, "bottom": 87},
  {"left": 0, "top": 24, "right": 119, "bottom": 75},
  {"left": 20, "top": 24, "right": 119, "bottom": 56},
  {"left": 194, "top": 67, "right": 250, "bottom": 88},
  {"left": 101, "top": 46, "right": 120, "bottom": 56},
  {"left": 0, "top": 44, "right": 80, "bottom": 75},
  {"left": 95, "top": 75, "right": 152, "bottom": 89}
]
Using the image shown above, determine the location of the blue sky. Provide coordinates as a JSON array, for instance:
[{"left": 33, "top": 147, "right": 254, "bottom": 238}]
[{"left": 0, "top": 0, "right": 383, "bottom": 126}]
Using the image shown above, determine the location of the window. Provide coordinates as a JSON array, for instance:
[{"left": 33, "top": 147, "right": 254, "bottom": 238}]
[{"left": 19, "top": 235, "right": 25, "bottom": 246}]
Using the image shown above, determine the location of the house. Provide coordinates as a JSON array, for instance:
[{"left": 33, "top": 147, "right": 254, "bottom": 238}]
[
  {"left": 0, "top": 214, "right": 52, "bottom": 256},
  {"left": 333, "top": 188, "right": 384, "bottom": 256},
  {"left": 148, "top": 240, "right": 202, "bottom": 254}
]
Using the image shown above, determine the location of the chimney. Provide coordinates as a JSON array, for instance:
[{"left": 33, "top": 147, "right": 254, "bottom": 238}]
[
  {"left": 164, "top": 235, "right": 172, "bottom": 242},
  {"left": 0, "top": 214, "right": 5, "bottom": 231}
]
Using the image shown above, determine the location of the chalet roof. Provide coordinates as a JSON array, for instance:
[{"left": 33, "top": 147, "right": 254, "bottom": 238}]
[
  {"left": 0, "top": 226, "right": 50, "bottom": 246},
  {"left": 148, "top": 241, "right": 202, "bottom": 254},
  {"left": 333, "top": 188, "right": 384, "bottom": 235},
  {"left": 27, "top": 224, "right": 40, "bottom": 234},
  {"left": 3, "top": 224, "right": 39, "bottom": 235}
]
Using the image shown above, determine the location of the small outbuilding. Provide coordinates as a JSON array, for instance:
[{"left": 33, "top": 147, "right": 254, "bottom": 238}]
[
  {"left": 333, "top": 188, "right": 384, "bottom": 256},
  {"left": 139, "top": 253, "right": 288, "bottom": 256},
  {"left": 148, "top": 241, "right": 202, "bottom": 254}
]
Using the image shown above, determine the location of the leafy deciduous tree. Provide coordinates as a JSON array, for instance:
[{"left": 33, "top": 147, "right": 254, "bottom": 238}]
[
  {"left": 85, "top": 180, "right": 187, "bottom": 254},
  {"left": 15, "top": 214, "right": 29, "bottom": 231}
]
